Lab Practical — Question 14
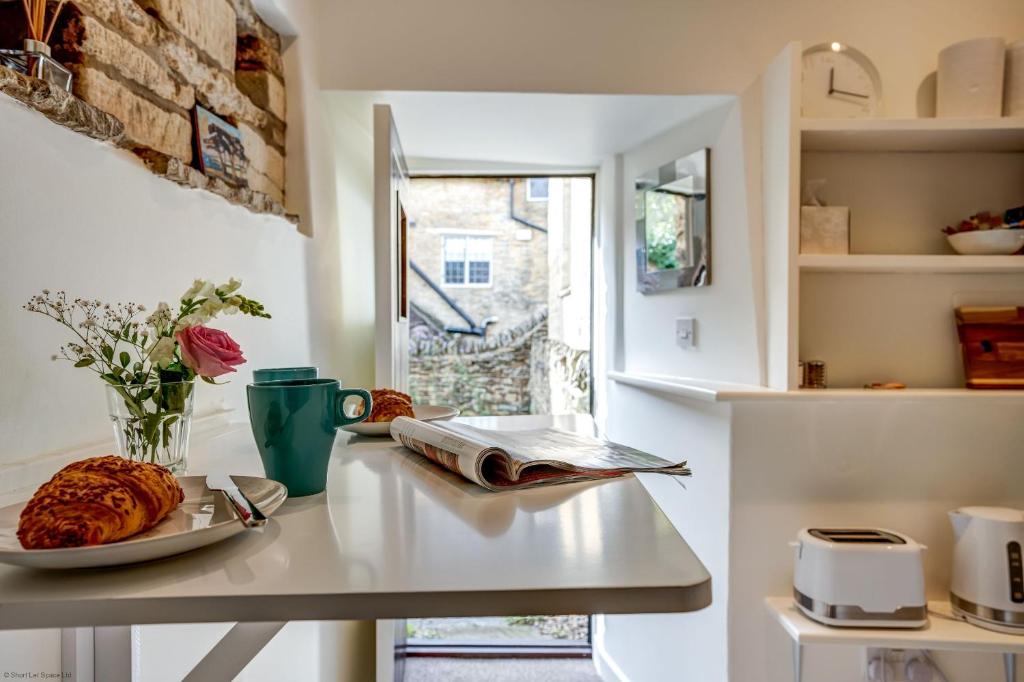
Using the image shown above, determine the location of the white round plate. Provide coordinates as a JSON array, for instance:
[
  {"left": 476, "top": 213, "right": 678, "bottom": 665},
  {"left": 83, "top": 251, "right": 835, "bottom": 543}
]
[
  {"left": 342, "top": 405, "right": 460, "bottom": 437},
  {"left": 0, "top": 476, "right": 288, "bottom": 569}
]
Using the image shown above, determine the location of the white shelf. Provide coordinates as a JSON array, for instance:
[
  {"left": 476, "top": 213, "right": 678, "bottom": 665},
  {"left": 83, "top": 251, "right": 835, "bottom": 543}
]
[
  {"left": 608, "top": 373, "right": 1024, "bottom": 402},
  {"left": 606, "top": 371, "right": 776, "bottom": 403},
  {"left": 801, "top": 117, "right": 1024, "bottom": 153},
  {"left": 799, "top": 254, "right": 1024, "bottom": 274},
  {"left": 766, "top": 597, "right": 1024, "bottom": 654}
]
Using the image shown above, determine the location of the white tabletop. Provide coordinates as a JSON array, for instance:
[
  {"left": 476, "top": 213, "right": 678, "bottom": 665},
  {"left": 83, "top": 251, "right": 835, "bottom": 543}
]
[{"left": 0, "top": 415, "right": 711, "bottom": 630}]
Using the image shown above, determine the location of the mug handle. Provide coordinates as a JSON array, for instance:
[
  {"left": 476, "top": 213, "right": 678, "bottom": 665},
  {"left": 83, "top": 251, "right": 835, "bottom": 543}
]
[{"left": 335, "top": 388, "right": 372, "bottom": 427}]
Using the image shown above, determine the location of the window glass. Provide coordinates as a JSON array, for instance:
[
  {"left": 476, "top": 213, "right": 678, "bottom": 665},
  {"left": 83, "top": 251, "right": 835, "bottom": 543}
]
[
  {"left": 443, "top": 235, "right": 492, "bottom": 285},
  {"left": 526, "top": 178, "right": 549, "bottom": 201}
]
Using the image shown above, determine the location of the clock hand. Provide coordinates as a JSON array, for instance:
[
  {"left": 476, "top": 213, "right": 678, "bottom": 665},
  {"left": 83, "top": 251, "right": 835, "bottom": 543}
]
[
  {"left": 830, "top": 87, "right": 869, "bottom": 99},
  {"left": 828, "top": 67, "right": 835, "bottom": 95}
]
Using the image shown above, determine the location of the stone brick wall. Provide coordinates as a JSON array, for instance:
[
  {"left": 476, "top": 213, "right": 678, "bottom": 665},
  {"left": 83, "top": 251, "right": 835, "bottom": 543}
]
[
  {"left": 407, "top": 177, "right": 548, "bottom": 336},
  {"left": 1, "top": 0, "right": 286, "bottom": 205},
  {"left": 409, "top": 311, "right": 547, "bottom": 416},
  {"left": 529, "top": 334, "right": 591, "bottom": 415}
]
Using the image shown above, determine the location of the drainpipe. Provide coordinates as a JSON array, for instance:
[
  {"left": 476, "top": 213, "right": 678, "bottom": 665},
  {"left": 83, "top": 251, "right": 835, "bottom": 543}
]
[
  {"left": 509, "top": 179, "right": 547, "bottom": 233},
  {"left": 409, "top": 260, "right": 497, "bottom": 336}
]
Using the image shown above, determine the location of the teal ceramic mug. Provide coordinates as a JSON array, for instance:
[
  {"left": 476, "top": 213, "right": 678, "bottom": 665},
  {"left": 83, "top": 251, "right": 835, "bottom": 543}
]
[
  {"left": 253, "top": 366, "right": 318, "bottom": 383},
  {"left": 246, "top": 378, "right": 372, "bottom": 496}
]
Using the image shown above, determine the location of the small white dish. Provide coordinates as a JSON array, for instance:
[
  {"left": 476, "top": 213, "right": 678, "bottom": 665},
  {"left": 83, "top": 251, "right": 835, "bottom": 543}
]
[
  {"left": 0, "top": 476, "right": 287, "bottom": 569},
  {"left": 343, "top": 405, "right": 460, "bottom": 437},
  {"left": 948, "top": 230, "right": 1024, "bottom": 255}
]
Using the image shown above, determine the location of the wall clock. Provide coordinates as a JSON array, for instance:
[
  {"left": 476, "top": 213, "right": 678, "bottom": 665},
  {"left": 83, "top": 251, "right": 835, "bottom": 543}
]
[{"left": 802, "top": 42, "right": 883, "bottom": 118}]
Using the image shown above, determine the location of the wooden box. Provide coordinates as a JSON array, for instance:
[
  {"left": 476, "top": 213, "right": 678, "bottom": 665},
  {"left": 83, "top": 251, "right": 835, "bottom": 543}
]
[{"left": 955, "top": 307, "right": 1024, "bottom": 389}]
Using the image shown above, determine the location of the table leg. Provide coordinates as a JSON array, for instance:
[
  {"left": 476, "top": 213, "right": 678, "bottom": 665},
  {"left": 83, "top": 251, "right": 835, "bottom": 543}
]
[
  {"left": 792, "top": 641, "right": 803, "bottom": 682},
  {"left": 94, "top": 626, "right": 132, "bottom": 682},
  {"left": 1006, "top": 652, "right": 1017, "bottom": 682},
  {"left": 182, "top": 621, "right": 286, "bottom": 682}
]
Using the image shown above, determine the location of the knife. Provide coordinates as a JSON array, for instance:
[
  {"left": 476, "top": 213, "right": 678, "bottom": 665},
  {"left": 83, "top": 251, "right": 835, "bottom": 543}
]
[{"left": 206, "top": 473, "right": 268, "bottom": 528}]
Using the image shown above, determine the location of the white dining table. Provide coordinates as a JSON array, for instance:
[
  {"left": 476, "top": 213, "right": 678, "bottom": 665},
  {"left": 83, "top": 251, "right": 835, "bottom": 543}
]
[{"left": 0, "top": 414, "right": 711, "bottom": 679}]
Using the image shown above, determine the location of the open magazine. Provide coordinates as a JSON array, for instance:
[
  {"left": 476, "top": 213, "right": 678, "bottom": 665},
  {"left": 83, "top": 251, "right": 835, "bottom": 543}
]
[{"left": 390, "top": 417, "right": 691, "bottom": 491}]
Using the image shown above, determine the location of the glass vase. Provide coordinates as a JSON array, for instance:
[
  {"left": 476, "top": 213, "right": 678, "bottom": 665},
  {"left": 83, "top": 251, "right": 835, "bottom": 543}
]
[{"left": 105, "top": 381, "right": 195, "bottom": 474}]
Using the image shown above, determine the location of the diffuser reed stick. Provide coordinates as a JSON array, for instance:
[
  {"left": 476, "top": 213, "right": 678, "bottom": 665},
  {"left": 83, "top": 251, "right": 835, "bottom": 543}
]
[{"left": 20, "top": 0, "right": 68, "bottom": 45}]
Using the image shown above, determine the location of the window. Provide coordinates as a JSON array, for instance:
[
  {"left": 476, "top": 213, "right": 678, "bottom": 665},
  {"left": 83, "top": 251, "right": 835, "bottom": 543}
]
[
  {"left": 443, "top": 236, "right": 493, "bottom": 286},
  {"left": 526, "top": 177, "right": 549, "bottom": 202}
]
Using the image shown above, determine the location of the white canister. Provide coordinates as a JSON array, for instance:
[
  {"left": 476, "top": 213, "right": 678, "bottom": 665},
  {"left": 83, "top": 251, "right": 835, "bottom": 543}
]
[
  {"left": 937, "top": 37, "right": 1006, "bottom": 118},
  {"left": 1005, "top": 40, "right": 1024, "bottom": 117}
]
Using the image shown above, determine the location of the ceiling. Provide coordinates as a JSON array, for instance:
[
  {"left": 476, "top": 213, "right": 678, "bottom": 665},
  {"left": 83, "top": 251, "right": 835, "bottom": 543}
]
[{"left": 331, "top": 91, "right": 732, "bottom": 171}]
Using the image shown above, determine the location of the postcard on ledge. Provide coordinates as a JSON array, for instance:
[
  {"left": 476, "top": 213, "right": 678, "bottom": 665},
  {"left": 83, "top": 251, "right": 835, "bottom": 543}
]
[{"left": 389, "top": 417, "right": 691, "bottom": 491}]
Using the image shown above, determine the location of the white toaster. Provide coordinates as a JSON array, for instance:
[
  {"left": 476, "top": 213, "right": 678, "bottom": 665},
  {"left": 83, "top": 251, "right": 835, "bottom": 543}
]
[{"left": 792, "top": 528, "right": 928, "bottom": 628}]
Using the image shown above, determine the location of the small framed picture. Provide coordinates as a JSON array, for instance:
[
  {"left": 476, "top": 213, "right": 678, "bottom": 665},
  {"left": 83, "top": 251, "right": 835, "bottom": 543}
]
[{"left": 192, "top": 105, "right": 249, "bottom": 187}]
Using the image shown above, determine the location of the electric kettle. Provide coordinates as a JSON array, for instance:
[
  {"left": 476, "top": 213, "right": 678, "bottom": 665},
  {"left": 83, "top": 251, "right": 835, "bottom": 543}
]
[{"left": 949, "top": 506, "right": 1024, "bottom": 633}]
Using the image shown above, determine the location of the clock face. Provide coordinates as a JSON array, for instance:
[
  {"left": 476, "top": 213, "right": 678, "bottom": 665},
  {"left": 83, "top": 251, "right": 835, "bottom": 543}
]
[{"left": 802, "top": 42, "right": 883, "bottom": 118}]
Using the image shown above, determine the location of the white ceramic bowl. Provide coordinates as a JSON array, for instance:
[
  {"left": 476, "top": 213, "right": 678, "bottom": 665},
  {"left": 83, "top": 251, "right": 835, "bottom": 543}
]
[{"left": 947, "top": 230, "right": 1024, "bottom": 255}]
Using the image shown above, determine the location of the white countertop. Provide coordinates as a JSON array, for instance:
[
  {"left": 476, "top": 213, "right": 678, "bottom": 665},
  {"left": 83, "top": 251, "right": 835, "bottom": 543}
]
[{"left": 0, "top": 415, "right": 711, "bottom": 629}]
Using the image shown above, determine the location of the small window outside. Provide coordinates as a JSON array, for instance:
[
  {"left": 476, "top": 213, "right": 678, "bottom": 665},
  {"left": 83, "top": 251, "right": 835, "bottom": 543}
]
[
  {"left": 526, "top": 177, "right": 549, "bottom": 202},
  {"left": 443, "top": 235, "right": 493, "bottom": 286}
]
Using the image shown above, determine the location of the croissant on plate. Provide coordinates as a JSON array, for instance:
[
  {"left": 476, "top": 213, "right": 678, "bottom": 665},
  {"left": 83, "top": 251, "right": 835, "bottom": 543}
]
[
  {"left": 361, "top": 388, "right": 414, "bottom": 423},
  {"left": 17, "top": 455, "right": 184, "bottom": 549}
]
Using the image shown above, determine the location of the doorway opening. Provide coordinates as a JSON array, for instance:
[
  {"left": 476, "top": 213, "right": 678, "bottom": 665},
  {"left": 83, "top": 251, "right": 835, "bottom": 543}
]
[
  {"left": 405, "top": 175, "right": 594, "bottom": 418},
  {"left": 404, "top": 174, "right": 595, "bottom": 655}
]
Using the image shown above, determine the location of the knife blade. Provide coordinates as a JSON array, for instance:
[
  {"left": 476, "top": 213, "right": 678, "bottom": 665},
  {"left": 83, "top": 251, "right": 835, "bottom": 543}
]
[{"left": 206, "top": 473, "right": 268, "bottom": 527}]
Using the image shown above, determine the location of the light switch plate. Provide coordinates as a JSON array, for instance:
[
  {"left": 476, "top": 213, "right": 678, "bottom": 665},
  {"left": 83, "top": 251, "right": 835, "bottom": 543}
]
[{"left": 676, "top": 317, "right": 696, "bottom": 349}]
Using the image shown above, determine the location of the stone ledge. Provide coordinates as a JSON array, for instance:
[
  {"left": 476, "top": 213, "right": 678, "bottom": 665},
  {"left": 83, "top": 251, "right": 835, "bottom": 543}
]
[
  {"left": 0, "top": 65, "right": 297, "bottom": 227},
  {"left": 0, "top": 63, "right": 123, "bottom": 142}
]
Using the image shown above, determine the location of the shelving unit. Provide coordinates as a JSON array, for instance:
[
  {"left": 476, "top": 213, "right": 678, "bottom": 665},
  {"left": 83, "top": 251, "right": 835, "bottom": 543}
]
[
  {"left": 766, "top": 597, "right": 1024, "bottom": 682},
  {"left": 763, "top": 44, "right": 1024, "bottom": 391},
  {"left": 801, "top": 117, "right": 1024, "bottom": 153},
  {"left": 799, "top": 254, "right": 1024, "bottom": 274}
]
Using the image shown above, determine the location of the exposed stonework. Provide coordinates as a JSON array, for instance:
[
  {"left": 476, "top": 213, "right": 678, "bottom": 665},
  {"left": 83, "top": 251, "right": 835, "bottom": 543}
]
[
  {"left": 236, "top": 69, "right": 283, "bottom": 121},
  {"left": 239, "top": 122, "right": 283, "bottom": 187},
  {"left": 141, "top": 152, "right": 295, "bottom": 222},
  {"left": 235, "top": 34, "right": 283, "bottom": 78},
  {"left": 73, "top": 66, "right": 191, "bottom": 161},
  {"left": 4, "top": 0, "right": 288, "bottom": 218},
  {"left": 136, "top": 0, "right": 237, "bottom": 72},
  {"left": 158, "top": 29, "right": 267, "bottom": 128},
  {"left": 0, "top": 65, "right": 124, "bottom": 142},
  {"left": 70, "top": 0, "right": 160, "bottom": 47},
  {"left": 64, "top": 15, "right": 195, "bottom": 110},
  {"left": 409, "top": 313, "right": 548, "bottom": 416}
]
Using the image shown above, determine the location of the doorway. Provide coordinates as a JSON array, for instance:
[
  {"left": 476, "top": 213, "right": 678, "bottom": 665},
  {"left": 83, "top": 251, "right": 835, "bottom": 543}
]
[{"left": 402, "top": 174, "right": 595, "bottom": 658}]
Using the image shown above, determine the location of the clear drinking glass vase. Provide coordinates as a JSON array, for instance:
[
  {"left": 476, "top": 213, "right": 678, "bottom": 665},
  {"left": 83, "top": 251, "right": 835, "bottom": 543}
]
[{"left": 105, "top": 380, "right": 195, "bottom": 474}]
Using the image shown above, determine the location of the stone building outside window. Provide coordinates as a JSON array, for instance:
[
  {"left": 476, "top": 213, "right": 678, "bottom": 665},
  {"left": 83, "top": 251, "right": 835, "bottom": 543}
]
[{"left": 406, "top": 175, "right": 593, "bottom": 418}]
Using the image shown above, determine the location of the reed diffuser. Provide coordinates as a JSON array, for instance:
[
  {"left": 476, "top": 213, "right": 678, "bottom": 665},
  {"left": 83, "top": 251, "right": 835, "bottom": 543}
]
[{"left": 15, "top": 0, "right": 72, "bottom": 90}]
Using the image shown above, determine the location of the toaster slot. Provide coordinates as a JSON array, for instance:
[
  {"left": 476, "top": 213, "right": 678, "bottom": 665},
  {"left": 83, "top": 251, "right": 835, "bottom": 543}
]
[
  {"left": 1009, "top": 541, "right": 1024, "bottom": 603},
  {"left": 809, "top": 529, "right": 906, "bottom": 544}
]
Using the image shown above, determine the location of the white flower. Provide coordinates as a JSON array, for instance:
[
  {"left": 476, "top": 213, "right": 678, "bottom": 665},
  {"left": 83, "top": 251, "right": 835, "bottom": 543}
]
[
  {"left": 149, "top": 336, "right": 176, "bottom": 368},
  {"left": 199, "top": 297, "right": 226, "bottom": 318},
  {"left": 145, "top": 302, "right": 173, "bottom": 330},
  {"left": 182, "top": 279, "right": 215, "bottom": 302},
  {"left": 217, "top": 278, "right": 242, "bottom": 295},
  {"left": 174, "top": 312, "right": 210, "bottom": 332}
]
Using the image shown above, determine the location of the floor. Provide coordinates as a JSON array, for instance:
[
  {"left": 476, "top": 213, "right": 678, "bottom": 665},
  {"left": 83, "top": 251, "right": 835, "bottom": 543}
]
[{"left": 404, "top": 657, "right": 602, "bottom": 682}]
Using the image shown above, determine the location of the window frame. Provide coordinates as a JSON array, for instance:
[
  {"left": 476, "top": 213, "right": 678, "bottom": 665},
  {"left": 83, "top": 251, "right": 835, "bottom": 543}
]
[
  {"left": 525, "top": 177, "right": 550, "bottom": 202},
  {"left": 442, "top": 234, "right": 494, "bottom": 288}
]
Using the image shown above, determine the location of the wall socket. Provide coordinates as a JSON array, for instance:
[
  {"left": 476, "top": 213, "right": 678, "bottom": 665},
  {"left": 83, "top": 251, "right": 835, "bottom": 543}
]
[{"left": 676, "top": 317, "right": 696, "bottom": 349}]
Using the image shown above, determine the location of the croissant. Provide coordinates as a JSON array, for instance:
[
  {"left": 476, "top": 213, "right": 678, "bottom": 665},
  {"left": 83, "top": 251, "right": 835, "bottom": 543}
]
[{"left": 18, "top": 455, "right": 184, "bottom": 549}]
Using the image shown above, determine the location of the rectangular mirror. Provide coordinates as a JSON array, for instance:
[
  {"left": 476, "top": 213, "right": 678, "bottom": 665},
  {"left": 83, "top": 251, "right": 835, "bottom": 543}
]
[{"left": 635, "top": 148, "right": 710, "bottom": 293}]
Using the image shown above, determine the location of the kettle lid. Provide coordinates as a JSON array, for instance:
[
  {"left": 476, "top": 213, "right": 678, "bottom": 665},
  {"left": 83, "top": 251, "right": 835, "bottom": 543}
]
[{"left": 954, "top": 506, "right": 1024, "bottom": 522}]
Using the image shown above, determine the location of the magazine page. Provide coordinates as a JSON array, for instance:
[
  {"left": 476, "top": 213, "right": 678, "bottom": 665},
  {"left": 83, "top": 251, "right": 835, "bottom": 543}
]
[
  {"left": 433, "top": 421, "right": 682, "bottom": 471},
  {"left": 389, "top": 417, "right": 494, "bottom": 487},
  {"left": 391, "top": 418, "right": 690, "bottom": 491}
]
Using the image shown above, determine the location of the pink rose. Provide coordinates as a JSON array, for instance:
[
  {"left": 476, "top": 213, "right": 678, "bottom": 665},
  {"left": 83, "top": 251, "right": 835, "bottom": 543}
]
[{"left": 176, "top": 326, "right": 246, "bottom": 378}]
